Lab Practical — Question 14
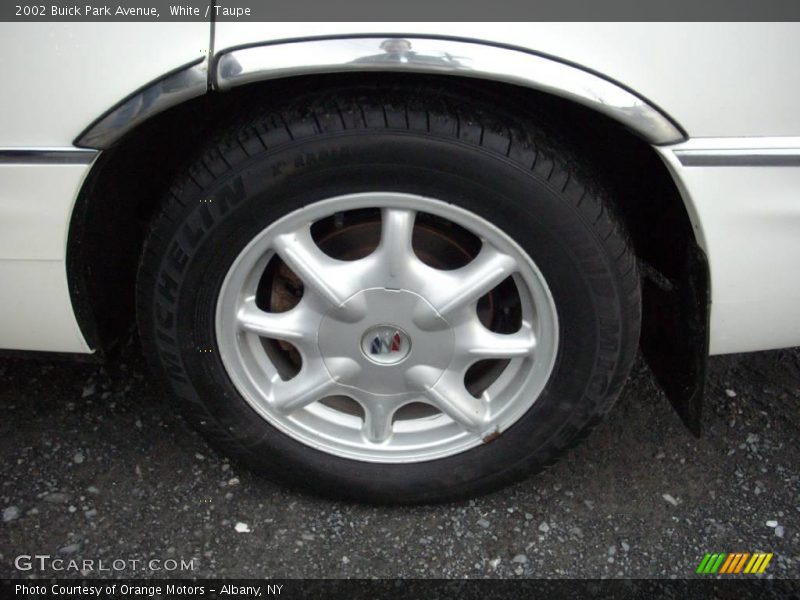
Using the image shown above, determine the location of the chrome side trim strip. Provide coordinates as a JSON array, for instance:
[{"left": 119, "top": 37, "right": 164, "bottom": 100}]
[
  {"left": 675, "top": 148, "right": 800, "bottom": 167},
  {"left": 214, "top": 37, "right": 685, "bottom": 145},
  {"left": 75, "top": 59, "right": 208, "bottom": 150},
  {"left": 0, "top": 148, "right": 98, "bottom": 165}
]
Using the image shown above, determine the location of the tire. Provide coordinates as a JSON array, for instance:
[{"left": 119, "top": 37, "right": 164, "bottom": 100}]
[{"left": 136, "top": 83, "right": 640, "bottom": 503}]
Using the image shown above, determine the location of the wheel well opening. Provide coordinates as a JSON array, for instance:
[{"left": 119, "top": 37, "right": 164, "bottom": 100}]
[{"left": 67, "top": 72, "right": 707, "bottom": 429}]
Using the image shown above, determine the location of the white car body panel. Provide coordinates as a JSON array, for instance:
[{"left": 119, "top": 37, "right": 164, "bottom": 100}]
[
  {"left": 0, "top": 162, "right": 93, "bottom": 352},
  {"left": 0, "top": 22, "right": 207, "bottom": 353},
  {"left": 657, "top": 140, "right": 800, "bottom": 354},
  {"left": 0, "top": 23, "right": 208, "bottom": 146},
  {"left": 1, "top": 22, "right": 799, "bottom": 355},
  {"left": 215, "top": 22, "right": 800, "bottom": 137}
]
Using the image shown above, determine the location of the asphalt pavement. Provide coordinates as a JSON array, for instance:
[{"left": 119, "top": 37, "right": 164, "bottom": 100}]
[{"left": 1, "top": 341, "right": 798, "bottom": 579}]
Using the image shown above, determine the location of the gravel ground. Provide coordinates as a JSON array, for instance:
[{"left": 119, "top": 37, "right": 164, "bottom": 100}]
[{"left": 0, "top": 341, "right": 798, "bottom": 579}]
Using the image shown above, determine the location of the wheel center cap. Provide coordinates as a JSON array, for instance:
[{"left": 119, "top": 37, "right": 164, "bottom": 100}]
[
  {"left": 360, "top": 325, "right": 411, "bottom": 365},
  {"left": 317, "top": 288, "right": 454, "bottom": 396}
]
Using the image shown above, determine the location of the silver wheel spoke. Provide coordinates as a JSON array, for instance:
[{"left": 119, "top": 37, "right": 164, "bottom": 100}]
[
  {"left": 425, "top": 380, "right": 488, "bottom": 433},
  {"left": 420, "top": 245, "right": 517, "bottom": 324},
  {"left": 460, "top": 321, "right": 536, "bottom": 359},
  {"left": 271, "top": 359, "right": 358, "bottom": 414},
  {"left": 377, "top": 208, "right": 417, "bottom": 280},
  {"left": 407, "top": 366, "right": 487, "bottom": 433},
  {"left": 362, "top": 398, "right": 398, "bottom": 444},
  {"left": 273, "top": 227, "right": 366, "bottom": 317},
  {"left": 236, "top": 298, "right": 315, "bottom": 343}
]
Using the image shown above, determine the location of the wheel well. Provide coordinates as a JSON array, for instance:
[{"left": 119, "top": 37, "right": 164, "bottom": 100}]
[{"left": 67, "top": 72, "right": 707, "bottom": 431}]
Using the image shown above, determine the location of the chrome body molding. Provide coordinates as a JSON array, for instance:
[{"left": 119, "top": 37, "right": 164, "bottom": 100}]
[
  {"left": 676, "top": 148, "right": 800, "bottom": 167},
  {"left": 214, "top": 37, "right": 685, "bottom": 145},
  {"left": 0, "top": 148, "right": 98, "bottom": 165},
  {"left": 75, "top": 59, "right": 208, "bottom": 150}
]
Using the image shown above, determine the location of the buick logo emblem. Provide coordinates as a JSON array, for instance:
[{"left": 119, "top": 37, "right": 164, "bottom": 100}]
[
  {"left": 370, "top": 331, "right": 403, "bottom": 355},
  {"left": 361, "top": 325, "right": 411, "bottom": 365}
]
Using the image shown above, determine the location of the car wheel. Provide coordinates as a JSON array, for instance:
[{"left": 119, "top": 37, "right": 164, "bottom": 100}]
[{"left": 136, "top": 84, "right": 640, "bottom": 503}]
